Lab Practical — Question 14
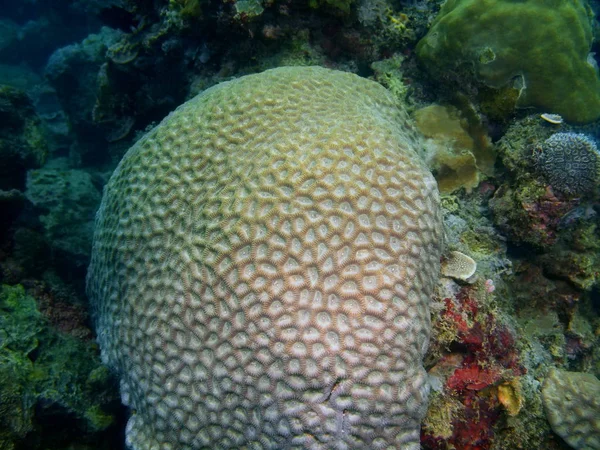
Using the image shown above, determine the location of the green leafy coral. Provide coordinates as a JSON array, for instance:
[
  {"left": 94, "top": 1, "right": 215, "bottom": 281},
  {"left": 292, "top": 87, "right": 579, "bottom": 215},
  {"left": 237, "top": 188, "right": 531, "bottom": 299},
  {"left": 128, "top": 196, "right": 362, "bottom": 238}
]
[{"left": 416, "top": 0, "right": 600, "bottom": 123}]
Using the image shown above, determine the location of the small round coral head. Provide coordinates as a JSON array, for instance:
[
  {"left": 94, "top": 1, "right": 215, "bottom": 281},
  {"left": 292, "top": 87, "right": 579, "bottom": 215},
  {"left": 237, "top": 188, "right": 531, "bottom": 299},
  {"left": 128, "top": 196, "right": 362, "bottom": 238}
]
[{"left": 540, "top": 113, "right": 564, "bottom": 125}]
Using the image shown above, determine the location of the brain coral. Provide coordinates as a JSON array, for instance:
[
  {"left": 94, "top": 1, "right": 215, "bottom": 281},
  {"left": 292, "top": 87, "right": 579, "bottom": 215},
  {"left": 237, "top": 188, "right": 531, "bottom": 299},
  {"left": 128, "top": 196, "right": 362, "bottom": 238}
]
[
  {"left": 542, "top": 368, "right": 600, "bottom": 450},
  {"left": 86, "top": 66, "right": 443, "bottom": 449},
  {"left": 534, "top": 132, "right": 600, "bottom": 196}
]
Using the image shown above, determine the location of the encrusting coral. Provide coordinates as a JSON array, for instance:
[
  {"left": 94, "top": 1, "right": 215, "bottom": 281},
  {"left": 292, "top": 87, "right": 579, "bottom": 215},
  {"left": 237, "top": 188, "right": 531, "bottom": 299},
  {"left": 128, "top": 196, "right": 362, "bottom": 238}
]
[
  {"left": 416, "top": 0, "right": 600, "bottom": 123},
  {"left": 86, "top": 66, "right": 443, "bottom": 449},
  {"left": 542, "top": 368, "right": 600, "bottom": 450},
  {"left": 414, "top": 104, "right": 481, "bottom": 194}
]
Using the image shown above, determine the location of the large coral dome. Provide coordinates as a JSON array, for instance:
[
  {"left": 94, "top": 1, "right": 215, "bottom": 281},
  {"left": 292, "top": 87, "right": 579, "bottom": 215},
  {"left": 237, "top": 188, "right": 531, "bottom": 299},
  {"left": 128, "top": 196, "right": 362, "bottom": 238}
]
[
  {"left": 86, "top": 66, "right": 443, "bottom": 449},
  {"left": 416, "top": 0, "right": 600, "bottom": 123}
]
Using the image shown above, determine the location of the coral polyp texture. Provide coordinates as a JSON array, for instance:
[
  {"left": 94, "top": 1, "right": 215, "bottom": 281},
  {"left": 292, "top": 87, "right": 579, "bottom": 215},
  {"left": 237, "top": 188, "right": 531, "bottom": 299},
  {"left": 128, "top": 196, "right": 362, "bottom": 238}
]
[
  {"left": 86, "top": 66, "right": 443, "bottom": 449},
  {"left": 542, "top": 368, "right": 600, "bottom": 450},
  {"left": 534, "top": 132, "right": 600, "bottom": 197}
]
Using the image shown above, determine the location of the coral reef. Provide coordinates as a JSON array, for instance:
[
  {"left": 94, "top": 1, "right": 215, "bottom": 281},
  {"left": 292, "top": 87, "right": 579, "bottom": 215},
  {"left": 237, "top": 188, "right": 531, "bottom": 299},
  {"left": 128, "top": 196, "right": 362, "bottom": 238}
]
[
  {"left": 2, "top": 0, "right": 599, "bottom": 447},
  {"left": 40, "top": 0, "right": 439, "bottom": 172},
  {"left": 510, "top": 254, "right": 600, "bottom": 369},
  {"left": 423, "top": 280, "right": 526, "bottom": 450},
  {"left": 1, "top": 0, "right": 124, "bottom": 70},
  {"left": 0, "top": 284, "right": 120, "bottom": 450},
  {"left": 0, "top": 85, "right": 49, "bottom": 265},
  {"left": 534, "top": 132, "right": 600, "bottom": 197},
  {"left": 87, "top": 66, "right": 442, "bottom": 449},
  {"left": 0, "top": 85, "right": 48, "bottom": 191},
  {"left": 490, "top": 117, "right": 584, "bottom": 248},
  {"left": 489, "top": 115, "right": 600, "bottom": 291},
  {"left": 45, "top": 27, "right": 125, "bottom": 165},
  {"left": 460, "top": 104, "right": 600, "bottom": 449},
  {"left": 0, "top": 19, "right": 18, "bottom": 56},
  {"left": 0, "top": 63, "right": 43, "bottom": 91},
  {"left": 500, "top": 259, "right": 600, "bottom": 448},
  {"left": 25, "top": 159, "right": 103, "bottom": 275},
  {"left": 416, "top": 0, "right": 600, "bottom": 123},
  {"left": 439, "top": 190, "right": 510, "bottom": 284},
  {"left": 423, "top": 167, "right": 599, "bottom": 449}
]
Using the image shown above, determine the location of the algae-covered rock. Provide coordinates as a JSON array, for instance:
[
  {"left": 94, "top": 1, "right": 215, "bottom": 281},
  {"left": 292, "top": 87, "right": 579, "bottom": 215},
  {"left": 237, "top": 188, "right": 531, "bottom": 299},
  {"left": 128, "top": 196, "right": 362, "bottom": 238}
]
[
  {"left": 370, "top": 55, "right": 409, "bottom": 104},
  {"left": 538, "top": 241, "right": 600, "bottom": 291},
  {"left": 45, "top": 27, "right": 124, "bottom": 164},
  {"left": 0, "top": 85, "right": 48, "bottom": 191},
  {"left": 494, "top": 114, "right": 557, "bottom": 176},
  {"left": 416, "top": 0, "right": 600, "bottom": 123},
  {"left": 25, "top": 160, "right": 102, "bottom": 270},
  {"left": 490, "top": 179, "right": 576, "bottom": 249},
  {"left": 309, "top": 0, "right": 355, "bottom": 14},
  {"left": 0, "top": 284, "right": 119, "bottom": 449}
]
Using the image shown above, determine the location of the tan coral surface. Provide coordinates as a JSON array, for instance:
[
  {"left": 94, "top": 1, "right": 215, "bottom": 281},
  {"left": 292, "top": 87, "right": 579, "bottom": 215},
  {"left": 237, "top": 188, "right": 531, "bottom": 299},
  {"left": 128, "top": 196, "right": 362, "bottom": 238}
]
[
  {"left": 87, "top": 66, "right": 442, "bottom": 449},
  {"left": 542, "top": 368, "right": 600, "bottom": 450},
  {"left": 440, "top": 251, "right": 477, "bottom": 281}
]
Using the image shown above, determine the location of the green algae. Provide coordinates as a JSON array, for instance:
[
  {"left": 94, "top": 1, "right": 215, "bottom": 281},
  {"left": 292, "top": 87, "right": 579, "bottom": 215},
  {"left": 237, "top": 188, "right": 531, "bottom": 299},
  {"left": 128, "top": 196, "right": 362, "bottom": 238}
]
[
  {"left": 0, "top": 285, "right": 119, "bottom": 449},
  {"left": 371, "top": 55, "right": 409, "bottom": 106}
]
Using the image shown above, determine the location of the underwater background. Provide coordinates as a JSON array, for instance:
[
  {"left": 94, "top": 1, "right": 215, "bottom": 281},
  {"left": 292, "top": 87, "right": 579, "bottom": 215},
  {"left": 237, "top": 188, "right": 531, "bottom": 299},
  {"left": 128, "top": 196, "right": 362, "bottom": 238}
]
[{"left": 0, "top": 0, "right": 599, "bottom": 449}]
